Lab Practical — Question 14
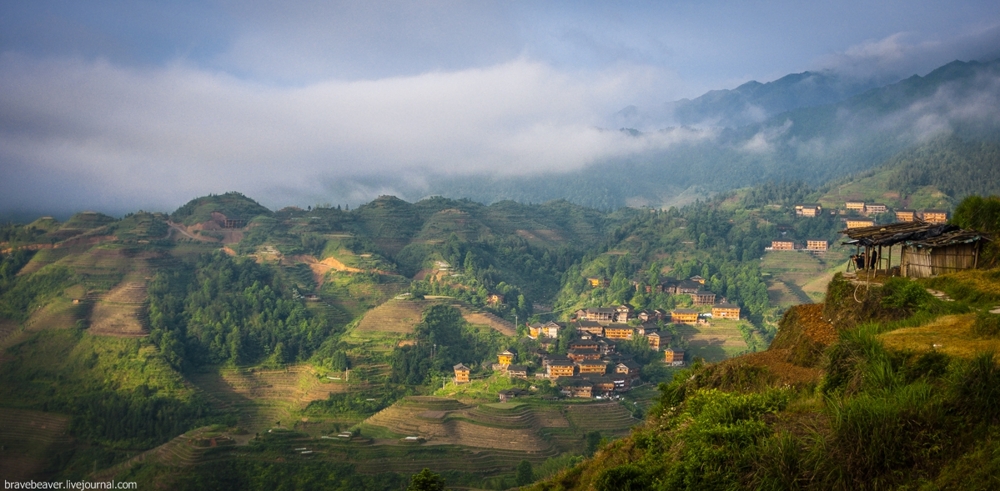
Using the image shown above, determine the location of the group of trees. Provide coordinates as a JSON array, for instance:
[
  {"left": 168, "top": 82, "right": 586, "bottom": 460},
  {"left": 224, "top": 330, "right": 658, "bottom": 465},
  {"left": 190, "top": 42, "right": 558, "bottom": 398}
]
[
  {"left": 389, "top": 305, "right": 506, "bottom": 386},
  {"left": 148, "top": 251, "right": 333, "bottom": 370}
]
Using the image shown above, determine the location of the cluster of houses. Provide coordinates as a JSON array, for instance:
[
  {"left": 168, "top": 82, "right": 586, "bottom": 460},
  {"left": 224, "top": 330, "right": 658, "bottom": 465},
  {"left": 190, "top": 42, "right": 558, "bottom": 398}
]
[
  {"left": 785, "top": 201, "right": 951, "bottom": 251},
  {"left": 795, "top": 201, "right": 948, "bottom": 229},
  {"left": 768, "top": 239, "right": 829, "bottom": 252},
  {"left": 452, "top": 276, "right": 746, "bottom": 400},
  {"left": 466, "top": 293, "right": 739, "bottom": 399}
]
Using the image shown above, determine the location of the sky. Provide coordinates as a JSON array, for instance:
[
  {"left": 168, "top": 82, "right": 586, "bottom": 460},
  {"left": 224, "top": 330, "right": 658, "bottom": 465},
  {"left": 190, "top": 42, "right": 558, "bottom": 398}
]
[{"left": 2, "top": 0, "right": 1000, "bottom": 216}]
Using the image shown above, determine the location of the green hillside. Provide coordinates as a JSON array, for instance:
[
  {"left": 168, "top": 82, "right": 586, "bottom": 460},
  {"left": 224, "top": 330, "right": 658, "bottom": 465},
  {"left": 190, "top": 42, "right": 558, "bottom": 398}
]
[
  {"left": 170, "top": 192, "right": 273, "bottom": 226},
  {"left": 1, "top": 183, "right": 996, "bottom": 488},
  {"left": 531, "top": 269, "right": 1000, "bottom": 490}
]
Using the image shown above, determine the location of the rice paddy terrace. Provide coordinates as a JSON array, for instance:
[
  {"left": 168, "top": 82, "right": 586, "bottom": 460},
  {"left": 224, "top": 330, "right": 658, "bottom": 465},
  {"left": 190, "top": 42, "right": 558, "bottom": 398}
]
[
  {"left": 0, "top": 408, "right": 72, "bottom": 481},
  {"left": 93, "top": 396, "right": 639, "bottom": 482},
  {"left": 355, "top": 298, "right": 516, "bottom": 336},
  {"left": 188, "top": 365, "right": 352, "bottom": 435},
  {"left": 364, "top": 396, "right": 636, "bottom": 457}
]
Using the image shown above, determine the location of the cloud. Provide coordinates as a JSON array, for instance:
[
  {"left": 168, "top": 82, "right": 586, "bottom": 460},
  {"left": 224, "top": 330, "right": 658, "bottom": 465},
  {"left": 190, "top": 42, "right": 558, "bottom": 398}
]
[
  {"left": 817, "top": 24, "right": 1000, "bottom": 81},
  {"left": 741, "top": 120, "right": 793, "bottom": 153},
  {"left": 0, "top": 52, "right": 693, "bottom": 212}
]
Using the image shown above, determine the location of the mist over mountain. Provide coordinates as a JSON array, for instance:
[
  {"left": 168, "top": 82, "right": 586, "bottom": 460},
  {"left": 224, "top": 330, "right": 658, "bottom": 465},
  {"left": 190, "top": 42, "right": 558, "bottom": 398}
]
[
  {"left": 612, "top": 70, "right": 883, "bottom": 130},
  {"left": 415, "top": 58, "right": 1000, "bottom": 210}
]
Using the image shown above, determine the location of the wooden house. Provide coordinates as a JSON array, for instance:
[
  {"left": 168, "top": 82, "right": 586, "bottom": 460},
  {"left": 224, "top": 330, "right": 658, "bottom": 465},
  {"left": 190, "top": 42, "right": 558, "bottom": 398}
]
[
  {"left": 806, "top": 240, "right": 828, "bottom": 252},
  {"left": 846, "top": 201, "right": 866, "bottom": 213},
  {"left": 712, "top": 303, "right": 741, "bottom": 320},
  {"left": 671, "top": 309, "right": 699, "bottom": 324},
  {"left": 634, "top": 323, "right": 658, "bottom": 336},
  {"left": 603, "top": 324, "right": 634, "bottom": 340},
  {"left": 896, "top": 209, "right": 917, "bottom": 222},
  {"left": 840, "top": 221, "right": 989, "bottom": 278},
  {"left": 921, "top": 210, "right": 948, "bottom": 224},
  {"left": 676, "top": 280, "right": 701, "bottom": 295},
  {"left": 795, "top": 204, "right": 822, "bottom": 217},
  {"left": 587, "top": 277, "right": 608, "bottom": 288},
  {"left": 646, "top": 331, "right": 662, "bottom": 351},
  {"left": 636, "top": 309, "right": 665, "bottom": 322},
  {"left": 615, "top": 361, "right": 641, "bottom": 380},
  {"left": 615, "top": 304, "right": 634, "bottom": 322},
  {"left": 587, "top": 376, "right": 617, "bottom": 395},
  {"left": 453, "top": 364, "right": 471, "bottom": 384},
  {"left": 771, "top": 240, "right": 795, "bottom": 250},
  {"left": 575, "top": 319, "right": 605, "bottom": 336},
  {"left": 664, "top": 349, "right": 686, "bottom": 366},
  {"left": 567, "top": 348, "right": 601, "bottom": 362},
  {"left": 577, "top": 359, "right": 608, "bottom": 375},
  {"left": 546, "top": 359, "right": 576, "bottom": 379},
  {"left": 657, "top": 280, "right": 678, "bottom": 294},
  {"left": 691, "top": 290, "right": 717, "bottom": 305},
  {"left": 690, "top": 275, "right": 706, "bottom": 285},
  {"left": 597, "top": 339, "right": 616, "bottom": 355},
  {"left": 497, "top": 350, "right": 514, "bottom": 367},
  {"left": 527, "top": 321, "right": 564, "bottom": 339},
  {"left": 507, "top": 365, "right": 528, "bottom": 379},
  {"left": 568, "top": 339, "right": 599, "bottom": 351},
  {"left": 577, "top": 307, "right": 617, "bottom": 323},
  {"left": 900, "top": 230, "right": 988, "bottom": 278},
  {"left": 846, "top": 219, "right": 875, "bottom": 229},
  {"left": 865, "top": 203, "right": 888, "bottom": 215},
  {"left": 498, "top": 388, "right": 528, "bottom": 402},
  {"left": 558, "top": 379, "right": 594, "bottom": 398}
]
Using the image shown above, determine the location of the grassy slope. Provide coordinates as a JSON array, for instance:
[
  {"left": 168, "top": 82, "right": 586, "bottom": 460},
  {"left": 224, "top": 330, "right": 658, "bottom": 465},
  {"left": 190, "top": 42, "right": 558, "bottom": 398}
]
[{"left": 529, "top": 269, "right": 1000, "bottom": 490}]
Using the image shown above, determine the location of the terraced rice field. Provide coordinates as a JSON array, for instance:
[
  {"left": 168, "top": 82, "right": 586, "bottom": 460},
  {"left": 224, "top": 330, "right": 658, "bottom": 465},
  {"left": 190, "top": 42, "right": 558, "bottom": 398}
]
[
  {"left": 189, "top": 365, "right": 348, "bottom": 433},
  {"left": 0, "top": 408, "right": 72, "bottom": 481},
  {"left": 762, "top": 249, "right": 851, "bottom": 306},
  {"left": 89, "top": 280, "right": 148, "bottom": 337},
  {"left": 91, "top": 426, "right": 233, "bottom": 480},
  {"left": 364, "top": 396, "right": 637, "bottom": 457},
  {"left": 356, "top": 298, "right": 515, "bottom": 336},
  {"left": 674, "top": 323, "right": 749, "bottom": 362},
  {"left": 356, "top": 299, "right": 423, "bottom": 333}
]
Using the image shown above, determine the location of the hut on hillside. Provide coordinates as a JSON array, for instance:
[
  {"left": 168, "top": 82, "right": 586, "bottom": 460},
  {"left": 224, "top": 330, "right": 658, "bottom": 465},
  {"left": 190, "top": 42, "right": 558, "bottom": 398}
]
[{"left": 840, "top": 222, "right": 989, "bottom": 278}]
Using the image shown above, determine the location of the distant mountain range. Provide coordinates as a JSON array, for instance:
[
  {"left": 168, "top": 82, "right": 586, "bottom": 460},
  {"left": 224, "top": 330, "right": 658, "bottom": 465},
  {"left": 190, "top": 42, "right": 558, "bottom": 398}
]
[
  {"left": 613, "top": 70, "right": 882, "bottom": 130},
  {"left": 420, "top": 58, "right": 1000, "bottom": 209}
]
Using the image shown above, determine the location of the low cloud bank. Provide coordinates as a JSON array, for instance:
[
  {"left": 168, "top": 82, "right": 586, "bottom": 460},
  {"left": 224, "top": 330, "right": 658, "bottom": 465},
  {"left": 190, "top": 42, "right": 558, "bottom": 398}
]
[{"left": 0, "top": 53, "right": 693, "bottom": 213}]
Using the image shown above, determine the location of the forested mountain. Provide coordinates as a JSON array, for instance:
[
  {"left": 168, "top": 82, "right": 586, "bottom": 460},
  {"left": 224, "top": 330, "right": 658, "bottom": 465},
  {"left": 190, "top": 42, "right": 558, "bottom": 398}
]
[
  {"left": 423, "top": 58, "right": 1000, "bottom": 209},
  {"left": 614, "top": 70, "right": 881, "bottom": 129}
]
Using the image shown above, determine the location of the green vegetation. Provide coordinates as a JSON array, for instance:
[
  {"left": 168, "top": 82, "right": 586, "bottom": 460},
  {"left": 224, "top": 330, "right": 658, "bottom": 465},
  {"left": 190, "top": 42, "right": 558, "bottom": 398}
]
[
  {"left": 389, "top": 305, "right": 506, "bottom": 386},
  {"left": 170, "top": 191, "right": 272, "bottom": 225},
  {"left": 531, "top": 267, "right": 1000, "bottom": 490},
  {"left": 148, "top": 251, "right": 333, "bottom": 369},
  {"left": 4, "top": 185, "right": 999, "bottom": 487}
]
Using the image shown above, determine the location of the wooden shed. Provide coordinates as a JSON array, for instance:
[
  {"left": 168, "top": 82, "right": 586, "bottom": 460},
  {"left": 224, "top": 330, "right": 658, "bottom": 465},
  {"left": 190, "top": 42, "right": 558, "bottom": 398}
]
[
  {"left": 840, "top": 222, "right": 988, "bottom": 278},
  {"left": 900, "top": 230, "right": 988, "bottom": 278}
]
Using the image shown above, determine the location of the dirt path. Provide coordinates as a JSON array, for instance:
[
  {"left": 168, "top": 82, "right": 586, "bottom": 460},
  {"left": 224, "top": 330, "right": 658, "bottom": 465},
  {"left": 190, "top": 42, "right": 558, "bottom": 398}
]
[
  {"left": 166, "top": 221, "right": 213, "bottom": 242},
  {"left": 293, "top": 254, "right": 395, "bottom": 286}
]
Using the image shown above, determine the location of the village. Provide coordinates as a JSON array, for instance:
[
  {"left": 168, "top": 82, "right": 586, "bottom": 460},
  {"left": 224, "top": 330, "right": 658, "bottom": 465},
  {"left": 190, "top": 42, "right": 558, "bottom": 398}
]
[
  {"left": 773, "top": 201, "right": 951, "bottom": 252},
  {"left": 453, "top": 277, "right": 743, "bottom": 401},
  {"left": 462, "top": 199, "right": 990, "bottom": 402}
]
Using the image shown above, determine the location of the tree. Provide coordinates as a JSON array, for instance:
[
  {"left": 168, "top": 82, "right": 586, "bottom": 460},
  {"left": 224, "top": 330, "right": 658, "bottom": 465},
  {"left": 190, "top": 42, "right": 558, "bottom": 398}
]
[
  {"left": 516, "top": 460, "right": 534, "bottom": 486},
  {"left": 408, "top": 468, "right": 445, "bottom": 491}
]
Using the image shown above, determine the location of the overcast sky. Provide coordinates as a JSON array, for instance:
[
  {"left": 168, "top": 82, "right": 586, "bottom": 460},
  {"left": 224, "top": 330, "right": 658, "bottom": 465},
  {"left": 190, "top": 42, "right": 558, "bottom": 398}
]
[{"left": 2, "top": 1, "right": 999, "bottom": 216}]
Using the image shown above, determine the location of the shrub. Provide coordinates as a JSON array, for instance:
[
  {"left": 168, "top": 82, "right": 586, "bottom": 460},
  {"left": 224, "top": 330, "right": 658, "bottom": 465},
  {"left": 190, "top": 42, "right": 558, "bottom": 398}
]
[
  {"left": 972, "top": 311, "right": 1000, "bottom": 337},
  {"left": 827, "top": 382, "right": 941, "bottom": 486}
]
